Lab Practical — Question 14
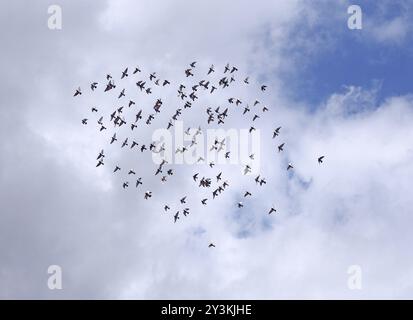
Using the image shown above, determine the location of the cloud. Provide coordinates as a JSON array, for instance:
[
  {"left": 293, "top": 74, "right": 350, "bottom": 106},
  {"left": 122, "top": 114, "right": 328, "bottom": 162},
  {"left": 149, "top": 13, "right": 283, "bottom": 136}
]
[
  {"left": 0, "top": 0, "right": 412, "bottom": 299},
  {"left": 368, "top": 16, "right": 410, "bottom": 44}
]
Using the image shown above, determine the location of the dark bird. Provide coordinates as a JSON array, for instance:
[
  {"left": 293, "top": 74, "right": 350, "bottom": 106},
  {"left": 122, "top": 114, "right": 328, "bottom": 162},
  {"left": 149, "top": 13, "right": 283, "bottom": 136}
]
[
  {"left": 278, "top": 143, "right": 285, "bottom": 152},
  {"left": 268, "top": 207, "right": 277, "bottom": 215},
  {"left": 193, "top": 173, "right": 199, "bottom": 181},
  {"left": 128, "top": 170, "right": 136, "bottom": 175},
  {"left": 318, "top": 156, "right": 325, "bottom": 164},
  {"left": 96, "top": 160, "right": 104, "bottom": 167},
  {"left": 121, "top": 138, "right": 128, "bottom": 148},
  {"left": 74, "top": 87, "right": 82, "bottom": 96},
  {"left": 201, "top": 198, "right": 208, "bottom": 205},
  {"left": 135, "top": 110, "right": 143, "bottom": 122},
  {"left": 136, "top": 178, "right": 142, "bottom": 187},
  {"left": 144, "top": 191, "right": 152, "bottom": 199},
  {"left": 237, "top": 202, "right": 244, "bottom": 208},
  {"left": 174, "top": 211, "right": 179, "bottom": 223},
  {"left": 208, "top": 65, "right": 214, "bottom": 74},
  {"left": 244, "top": 191, "right": 251, "bottom": 197},
  {"left": 164, "top": 205, "right": 170, "bottom": 212},
  {"left": 118, "top": 88, "right": 125, "bottom": 98},
  {"left": 121, "top": 67, "right": 128, "bottom": 79},
  {"left": 261, "top": 85, "right": 267, "bottom": 91},
  {"left": 180, "top": 196, "right": 187, "bottom": 204},
  {"left": 273, "top": 127, "right": 281, "bottom": 138},
  {"left": 110, "top": 133, "right": 117, "bottom": 144},
  {"left": 162, "top": 80, "right": 170, "bottom": 86},
  {"left": 208, "top": 243, "right": 215, "bottom": 248},
  {"left": 81, "top": 118, "right": 88, "bottom": 125},
  {"left": 96, "top": 149, "right": 104, "bottom": 160},
  {"left": 91, "top": 82, "right": 98, "bottom": 91},
  {"left": 114, "top": 166, "right": 121, "bottom": 173},
  {"left": 287, "top": 163, "right": 294, "bottom": 171},
  {"left": 123, "top": 182, "right": 129, "bottom": 189},
  {"left": 91, "top": 107, "right": 98, "bottom": 112},
  {"left": 133, "top": 66, "right": 141, "bottom": 74}
]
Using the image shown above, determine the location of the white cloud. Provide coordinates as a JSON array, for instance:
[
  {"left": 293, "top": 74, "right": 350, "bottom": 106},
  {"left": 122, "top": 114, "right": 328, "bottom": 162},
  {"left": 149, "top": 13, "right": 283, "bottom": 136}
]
[{"left": 0, "top": 0, "right": 413, "bottom": 299}]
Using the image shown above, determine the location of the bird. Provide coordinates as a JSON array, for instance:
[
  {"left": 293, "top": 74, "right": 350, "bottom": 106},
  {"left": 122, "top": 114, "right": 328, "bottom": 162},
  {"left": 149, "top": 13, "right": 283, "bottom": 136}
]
[
  {"left": 318, "top": 156, "right": 325, "bottom": 164},
  {"left": 96, "top": 149, "right": 104, "bottom": 160},
  {"left": 81, "top": 118, "right": 88, "bottom": 125},
  {"left": 174, "top": 211, "right": 179, "bottom": 223},
  {"left": 208, "top": 243, "right": 215, "bottom": 248},
  {"left": 201, "top": 198, "right": 208, "bottom": 205},
  {"left": 278, "top": 143, "right": 285, "bottom": 152},
  {"left": 261, "top": 85, "right": 267, "bottom": 91},
  {"left": 96, "top": 160, "right": 104, "bottom": 167},
  {"left": 73, "top": 87, "right": 82, "bottom": 96},
  {"left": 144, "top": 191, "right": 152, "bottom": 199},
  {"left": 114, "top": 166, "right": 121, "bottom": 173},
  {"left": 237, "top": 202, "right": 244, "bottom": 208},
  {"left": 287, "top": 163, "right": 294, "bottom": 170},
  {"left": 164, "top": 205, "right": 170, "bottom": 212},
  {"left": 244, "top": 191, "right": 251, "bottom": 197},
  {"left": 180, "top": 196, "right": 187, "bottom": 204},
  {"left": 121, "top": 67, "right": 128, "bottom": 79},
  {"left": 268, "top": 207, "right": 276, "bottom": 214},
  {"left": 110, "top": 133, "right": 117, "bottom": 144},
  {"left": 273, "top": 127, "right": 281, "bottom": 138}
]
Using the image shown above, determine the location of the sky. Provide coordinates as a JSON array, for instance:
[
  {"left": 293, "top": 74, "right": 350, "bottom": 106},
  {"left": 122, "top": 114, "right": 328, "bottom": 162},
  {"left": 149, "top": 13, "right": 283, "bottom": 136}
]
[{"left": 0, "top": 0, "right": 413, "bottom": 299}]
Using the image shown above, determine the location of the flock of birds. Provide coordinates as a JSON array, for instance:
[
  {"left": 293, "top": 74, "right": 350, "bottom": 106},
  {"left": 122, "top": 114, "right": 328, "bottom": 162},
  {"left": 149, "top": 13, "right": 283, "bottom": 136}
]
[{"left": 74, "top": 62, "right": 325, "bottom": 248}]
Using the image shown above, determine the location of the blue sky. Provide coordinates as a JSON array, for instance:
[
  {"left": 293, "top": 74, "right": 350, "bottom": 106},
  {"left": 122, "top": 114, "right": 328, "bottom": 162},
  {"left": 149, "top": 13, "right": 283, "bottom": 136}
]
[
  {"left": 282, "top": 1, "right": 413, "bottom": 107},
  {"left": 2, "top": 0, "right": 413, "bottom": 299}
]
